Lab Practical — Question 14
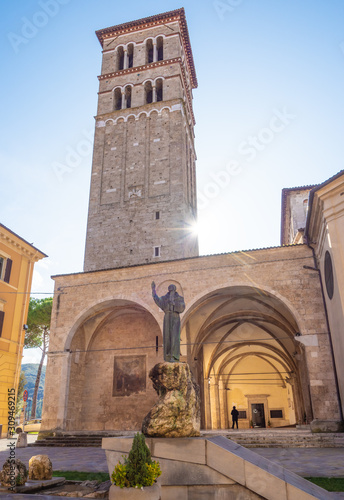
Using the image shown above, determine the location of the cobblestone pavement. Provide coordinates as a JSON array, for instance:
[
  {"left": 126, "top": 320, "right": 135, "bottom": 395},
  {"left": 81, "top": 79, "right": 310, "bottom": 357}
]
[
  {"left": 0, "top": 437, "right": 108, "bottom": 472},
  {"left": 253, "top": 447, "right": 344, "bottom": 478}
]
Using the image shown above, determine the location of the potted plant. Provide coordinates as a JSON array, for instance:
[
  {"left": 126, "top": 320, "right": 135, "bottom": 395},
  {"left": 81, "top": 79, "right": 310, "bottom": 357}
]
[
  {"left": 249, "top": 420, "right": 254, "bottom": 429},
  {"left": 267, "top": 419, "right": 271, "bottom": 428},
  {"left": 110, "top": 432, "right": 161, "bottom": 499}
]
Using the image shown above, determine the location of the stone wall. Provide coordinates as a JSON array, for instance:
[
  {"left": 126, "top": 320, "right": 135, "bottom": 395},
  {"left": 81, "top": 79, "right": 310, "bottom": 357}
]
[
  {"left": 307, "top": 172, "right": 344, "bottom": 417},
  {"left": 41, "top": 244, "right": 340, "bottom": 432},
  {"left": 84, "top": 102, "right": 197, "bottom": 272},
  {"left": 84, "top": 17, "right": 198, "bottom": 273}
]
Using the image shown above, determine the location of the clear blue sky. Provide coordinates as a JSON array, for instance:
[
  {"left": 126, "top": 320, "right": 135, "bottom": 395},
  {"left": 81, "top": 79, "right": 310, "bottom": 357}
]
[{"left": 1, "top": 0, "right": 344, "bottom": 306}]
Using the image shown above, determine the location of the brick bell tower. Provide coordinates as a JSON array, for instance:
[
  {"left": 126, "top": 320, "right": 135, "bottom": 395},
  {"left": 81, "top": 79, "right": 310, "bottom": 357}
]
[{"left": 84, "top": 8, "right": 198, "bottom": 272}]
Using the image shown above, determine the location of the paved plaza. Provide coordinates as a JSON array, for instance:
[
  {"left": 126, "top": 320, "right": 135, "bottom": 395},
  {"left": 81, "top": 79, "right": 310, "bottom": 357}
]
[{"left": 0, "top": 435, "right": 344, "bottom": 498}]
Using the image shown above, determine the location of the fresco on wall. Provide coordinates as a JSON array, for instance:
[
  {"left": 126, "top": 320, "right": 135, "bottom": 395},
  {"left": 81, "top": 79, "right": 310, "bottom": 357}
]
[{"left": 113, "top": 355, "right": 146, "bottom": 397}]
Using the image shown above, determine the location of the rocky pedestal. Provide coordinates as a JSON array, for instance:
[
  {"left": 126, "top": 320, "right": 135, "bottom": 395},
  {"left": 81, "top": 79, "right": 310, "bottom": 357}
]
[{"left": 142, "top": 362, "right": 200, "bottom": 437}]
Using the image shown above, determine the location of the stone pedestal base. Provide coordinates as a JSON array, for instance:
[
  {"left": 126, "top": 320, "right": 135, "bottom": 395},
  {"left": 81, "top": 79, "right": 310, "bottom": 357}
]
[
  {"left": 102, "top": 436, "right": 332, "bottom": 500},
  {"left": 109, "top": 483, "right": 161, "bottom": 500},
  {"left": 142, "top": 362, "right": 200, "bottom": 438},
  {"left": 310, "top": 419, "right": 343, "bottom": 433}
]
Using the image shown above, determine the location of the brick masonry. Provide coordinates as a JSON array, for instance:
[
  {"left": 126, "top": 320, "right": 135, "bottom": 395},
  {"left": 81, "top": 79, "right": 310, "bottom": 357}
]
[{"left": 84, "top": 16, "right": 198, "bottom": 272}]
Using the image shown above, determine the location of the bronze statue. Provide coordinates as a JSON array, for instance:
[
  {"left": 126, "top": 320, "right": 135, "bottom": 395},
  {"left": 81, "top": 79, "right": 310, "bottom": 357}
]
[{"left": 151, "top": 282, "right": 185, "bottom": 362}]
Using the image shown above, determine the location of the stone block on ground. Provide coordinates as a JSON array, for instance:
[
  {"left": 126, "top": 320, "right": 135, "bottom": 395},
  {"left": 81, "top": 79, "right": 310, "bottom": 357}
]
[
  {"left": 0, "top": 458, "right": 27, "bottom": 487},
  {"left": 142, "top": 362, "right": 200, "bottom": 438},
  {"left": 28, "top": 454, "right": 53, "bottom": 480},
  {"left": 310, "top": 419, "right": 343, "bottom": 433},
  {"left": 16, "top": 432, "right": 28, "bottom": 448}
]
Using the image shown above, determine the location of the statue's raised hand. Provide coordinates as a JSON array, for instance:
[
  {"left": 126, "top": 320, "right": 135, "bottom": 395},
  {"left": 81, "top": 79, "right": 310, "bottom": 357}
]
[{"left": 151, "top": 281, "right": 156, "bottom": 292}]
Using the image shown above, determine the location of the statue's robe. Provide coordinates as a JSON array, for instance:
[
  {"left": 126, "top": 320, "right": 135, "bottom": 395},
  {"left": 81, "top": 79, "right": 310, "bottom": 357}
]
[{"left": 153, "top": 291, "right": 185, "bottom": 362}]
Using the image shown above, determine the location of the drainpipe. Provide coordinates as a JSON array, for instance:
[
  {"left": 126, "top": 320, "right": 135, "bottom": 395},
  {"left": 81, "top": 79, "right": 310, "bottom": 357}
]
[{"left": 305, "top": 238, "right": 343, "bottom": 421}]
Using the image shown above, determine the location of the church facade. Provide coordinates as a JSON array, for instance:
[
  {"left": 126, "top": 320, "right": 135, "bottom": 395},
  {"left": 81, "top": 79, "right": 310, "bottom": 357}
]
[{"left": 41, "top": 9, "right": 343, "bottom": 434}]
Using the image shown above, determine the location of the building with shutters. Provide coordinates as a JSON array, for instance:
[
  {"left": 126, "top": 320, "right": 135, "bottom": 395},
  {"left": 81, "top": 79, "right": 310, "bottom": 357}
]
[
  {"left": 0, "top": 223, "right": 46, "bottom": 437},
  {"left": 40, "top": 9, "right": 344, "bottom": 434}
]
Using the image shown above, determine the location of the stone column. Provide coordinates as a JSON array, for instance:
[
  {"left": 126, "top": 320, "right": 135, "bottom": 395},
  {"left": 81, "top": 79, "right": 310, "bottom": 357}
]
[
  {"left": 203, "top": 378, "right": 212, "bottom": 429},
  {"left": 218, "top": 381, "right": 227, "bottom": 429},
  {"left": 123, "top": 48, "right": 129, "bottom": 69},
  {"left": 214, "top": 383, "right": 221, "bottom": 429},
  {"left": 121, "top": 90, "right": 126, "bottom": 110},
  {"left": 153, "top": 41, "right": 158, "bottom": 62},
  {"left": 152, "top": 84, "right": 157, "bottom": 103}
]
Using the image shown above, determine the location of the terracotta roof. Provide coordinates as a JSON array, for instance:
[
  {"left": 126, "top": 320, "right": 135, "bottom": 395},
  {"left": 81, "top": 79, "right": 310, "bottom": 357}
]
[
  {"left": 281, "top": 185, "right": 318, "bottom": 193},
  {"left": 52, "top": 244, "right": 305, "bottom": 280},
  {"left": 95, "top": 8, "right": 198, "bottom": 89},
  {"left": 0, "top": 223, "right": 47, "bottom": 258}
]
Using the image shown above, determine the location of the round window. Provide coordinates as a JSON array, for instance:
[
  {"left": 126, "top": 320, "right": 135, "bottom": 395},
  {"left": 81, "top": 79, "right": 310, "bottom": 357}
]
[{"left": 324, "top": 251, "right": 334, "bottom": 300}]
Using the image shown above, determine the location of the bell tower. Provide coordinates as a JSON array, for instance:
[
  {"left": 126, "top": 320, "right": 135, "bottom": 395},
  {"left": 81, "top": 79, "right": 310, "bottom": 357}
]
[{"left": 84, "top": 8, "right": 198, "bottom": 272}]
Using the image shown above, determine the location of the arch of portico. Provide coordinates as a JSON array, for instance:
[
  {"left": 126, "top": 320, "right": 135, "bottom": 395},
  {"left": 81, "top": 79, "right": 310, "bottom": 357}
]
[
  {"left": 181, "top": 286, "right": 312, "bottom": 430},
  {"left": 51, "top": 299, "right": 163, "bottom": 432}
]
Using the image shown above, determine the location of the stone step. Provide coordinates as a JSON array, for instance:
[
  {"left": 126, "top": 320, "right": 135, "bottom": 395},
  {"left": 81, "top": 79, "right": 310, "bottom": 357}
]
[
  {"left": 229, "top": 435, "right": 344, "bottom": 448},
  {"left": 29, "top": 431, "right": 344, "bottom": 448},
  {"left": 30, "top": 435, "right": 105, "bottom": 447},
  {"left": 201, "top": 430, "right": 344, "bottom": 448}
]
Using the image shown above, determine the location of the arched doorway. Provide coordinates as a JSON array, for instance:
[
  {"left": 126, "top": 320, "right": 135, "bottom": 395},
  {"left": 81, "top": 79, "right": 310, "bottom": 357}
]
[
  {"left": 64, "top": 299, "right": 162, "bottom": 431},
  {"left": 181, "top": 286, "right": 311, "bottom": 429}
]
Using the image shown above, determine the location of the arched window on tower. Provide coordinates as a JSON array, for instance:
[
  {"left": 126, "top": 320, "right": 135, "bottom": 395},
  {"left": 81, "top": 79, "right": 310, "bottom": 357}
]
[
  {"left": 125, "top": 86, "right": 132, "bottom": 109},
  {"left": 127, "top": 44, "right": 134, "bottom": 68},
  {"left": 146, "top": 39, "right": 153, "bottom": 64},
  {"left": 114, "top": 88, "right": 122, "bottom": 110},
  {"left": 145, "top": 81, "right": 153, "bottom": 104},
  {"left": 157, "top": 36, "right": 164, "bottom": 61},
  {"left": 156, "top": 79, "right": 163, "bottom": 102},
  {"left": 117, "top": 47, "right": 125, "bottom": 71}
]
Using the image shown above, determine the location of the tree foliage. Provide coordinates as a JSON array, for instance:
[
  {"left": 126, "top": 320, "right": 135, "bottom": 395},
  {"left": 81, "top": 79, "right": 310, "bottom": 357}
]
[{"left": 25, "top": 297, "right": 53, "bottom": 349}]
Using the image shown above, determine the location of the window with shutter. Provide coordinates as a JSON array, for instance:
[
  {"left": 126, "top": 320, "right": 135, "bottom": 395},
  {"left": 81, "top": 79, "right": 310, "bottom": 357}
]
[
  {"left": 0, "top": 257, "right": 4, "bottom": 279},
  {"left": 0, "top": 311, "right": 4, "bottom": 336},
  {"left": 270, "top": 409, "right": 283, "bottom": 419},
  {"left": 4, "top": 259, "right": 12, "bottom": 284}
]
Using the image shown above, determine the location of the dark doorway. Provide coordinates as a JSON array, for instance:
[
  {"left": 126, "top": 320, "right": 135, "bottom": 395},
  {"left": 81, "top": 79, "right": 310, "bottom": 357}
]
[{"left": 251, "top": 403, "right": 266, "bottom": 428}]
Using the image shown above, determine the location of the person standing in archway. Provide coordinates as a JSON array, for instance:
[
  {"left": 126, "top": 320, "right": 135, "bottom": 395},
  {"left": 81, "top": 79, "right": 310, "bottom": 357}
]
[
  {"left": 151, "top": 282, "right": 185, "bottom": 362},
  {"left": 231, "top": 406, "right": 239, "bottom": 429}
]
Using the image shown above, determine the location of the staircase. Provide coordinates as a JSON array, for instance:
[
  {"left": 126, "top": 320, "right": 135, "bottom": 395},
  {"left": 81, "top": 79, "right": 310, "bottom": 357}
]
[
  {"left": 29, "top": 431, "right": 133, "bottom": 448},
  {"left": 202, "top": 429, "right": 344, "bottom": 448}
]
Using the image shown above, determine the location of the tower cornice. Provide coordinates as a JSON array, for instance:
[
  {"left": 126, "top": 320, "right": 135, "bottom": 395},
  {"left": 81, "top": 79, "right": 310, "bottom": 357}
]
[{"left": 95, "top": 8, "right": 198, "bottom": 89}]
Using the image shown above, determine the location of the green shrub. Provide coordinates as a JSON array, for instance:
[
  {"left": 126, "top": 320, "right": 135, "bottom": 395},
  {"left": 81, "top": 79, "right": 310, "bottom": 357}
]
[{"left": 111, "top": 433, "right": 161, "bottom": 489}]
